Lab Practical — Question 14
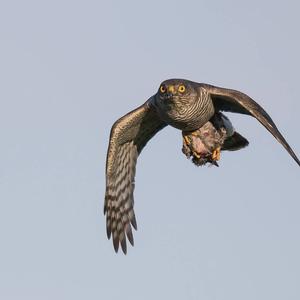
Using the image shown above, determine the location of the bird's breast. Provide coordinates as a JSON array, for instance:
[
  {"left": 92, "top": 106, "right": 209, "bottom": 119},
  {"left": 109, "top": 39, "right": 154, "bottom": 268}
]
[{"left": 154, "top": 100, "right": 215, "bottom": 132}]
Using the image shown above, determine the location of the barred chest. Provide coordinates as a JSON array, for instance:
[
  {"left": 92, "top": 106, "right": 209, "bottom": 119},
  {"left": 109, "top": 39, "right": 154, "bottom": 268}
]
[{"left": 153, "top": 92, "right": 215, "bottom": 132}]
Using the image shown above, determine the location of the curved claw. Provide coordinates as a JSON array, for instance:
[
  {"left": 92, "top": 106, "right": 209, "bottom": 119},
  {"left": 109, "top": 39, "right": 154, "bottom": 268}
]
[
  {"left": 183, "top": 135, "right": 191, "bottom": 146},
  {"left": 212, "top": 146, "right": 221, "bottom": 161}
]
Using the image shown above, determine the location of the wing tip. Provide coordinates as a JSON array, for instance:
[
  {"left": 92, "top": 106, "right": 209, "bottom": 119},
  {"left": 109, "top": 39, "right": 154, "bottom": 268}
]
[
  {"left": 294, "top": 156, "right": 300, "bottom": 167},
  {"left": 108, "top": 221, "right": 137, "bottom": 254}
]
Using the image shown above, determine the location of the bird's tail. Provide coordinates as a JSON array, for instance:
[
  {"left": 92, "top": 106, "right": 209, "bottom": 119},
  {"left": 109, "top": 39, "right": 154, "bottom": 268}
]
[{"left": 222, "top": 132, "right": 249, "bottom": 151}]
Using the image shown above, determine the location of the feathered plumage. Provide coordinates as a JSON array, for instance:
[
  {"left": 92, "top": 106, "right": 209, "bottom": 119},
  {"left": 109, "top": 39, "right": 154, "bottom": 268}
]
[{"left": 105, "top": 79, "right": 300, "bottom": 253}]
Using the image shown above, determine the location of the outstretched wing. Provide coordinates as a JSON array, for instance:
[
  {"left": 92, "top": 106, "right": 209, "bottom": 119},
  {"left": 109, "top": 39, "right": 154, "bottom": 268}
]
[
  {"left": 104, "top": 98, "right": 167, "bottom": 254},
  {"left": 202, "top": 84, "right": 300, "bottom": 166}
]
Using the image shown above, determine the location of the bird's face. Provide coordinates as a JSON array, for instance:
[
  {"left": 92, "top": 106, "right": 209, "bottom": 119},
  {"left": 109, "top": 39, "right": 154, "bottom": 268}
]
[
  {"left": 154, "top": 79, "right": 202, "bottom": 130},
  {"left": 156, "top": 79, "right": 197, "bottom": 105}
]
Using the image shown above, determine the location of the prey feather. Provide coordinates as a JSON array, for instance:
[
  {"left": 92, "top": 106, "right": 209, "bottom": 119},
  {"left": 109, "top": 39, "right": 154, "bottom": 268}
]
[{"left": 182, "top": 112, "right": 234, "bottom": 166}]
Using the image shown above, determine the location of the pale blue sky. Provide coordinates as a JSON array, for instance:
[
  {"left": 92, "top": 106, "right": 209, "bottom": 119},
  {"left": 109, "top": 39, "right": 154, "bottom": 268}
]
[{"left": 1, "top": 1, "right": 300, "bottom": 299}]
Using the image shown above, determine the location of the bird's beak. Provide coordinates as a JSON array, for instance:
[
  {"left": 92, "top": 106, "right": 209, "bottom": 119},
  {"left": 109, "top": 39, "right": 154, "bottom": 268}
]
[
  {"left": 167, "top": 85, "right": 175, "bottom": 94},
  {"left": 163, "top": 85, "right": 175, "bottom": 100}
]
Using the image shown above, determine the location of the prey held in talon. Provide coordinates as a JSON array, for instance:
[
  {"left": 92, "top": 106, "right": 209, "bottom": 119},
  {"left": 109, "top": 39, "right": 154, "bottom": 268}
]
[
  {"left": 181, "top": 112, "right": 235, "bottom": 167},
  {"left": 105, "top": 78, "right": 300, "bottom": 254},
  {"left": 181, "top": 112, "right": 247, "bottom": 167}
]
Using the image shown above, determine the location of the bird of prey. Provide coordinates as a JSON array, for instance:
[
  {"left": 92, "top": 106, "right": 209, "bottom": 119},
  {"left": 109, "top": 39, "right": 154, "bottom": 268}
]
[{"left": 104, "top": 78, "right": 300, "bottom": 254}]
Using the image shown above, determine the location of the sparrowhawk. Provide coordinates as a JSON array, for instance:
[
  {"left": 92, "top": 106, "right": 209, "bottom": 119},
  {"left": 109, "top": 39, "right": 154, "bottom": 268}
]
[{"left": 104, "top": 79, "right": 300, "bottom": 254}]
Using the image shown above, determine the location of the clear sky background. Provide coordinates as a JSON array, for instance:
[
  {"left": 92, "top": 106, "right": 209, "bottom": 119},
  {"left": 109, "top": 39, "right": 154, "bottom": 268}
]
[{"left": 1, "top": 1, "right": 300, "bottom": 299}]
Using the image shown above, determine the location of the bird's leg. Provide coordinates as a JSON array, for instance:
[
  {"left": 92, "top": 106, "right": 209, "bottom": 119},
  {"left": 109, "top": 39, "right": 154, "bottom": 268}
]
[
  {"left": 182, "top": 132, "right": 201, "bottom": 159},
  {"left": 211, "top": 146, "right": 221, "bottom": 161},
  {"left": 183, "top": 135, "right": 191, "bottom": 146},
  {"left": 182, "top": 134, "right": 192, "bottom": 158}
]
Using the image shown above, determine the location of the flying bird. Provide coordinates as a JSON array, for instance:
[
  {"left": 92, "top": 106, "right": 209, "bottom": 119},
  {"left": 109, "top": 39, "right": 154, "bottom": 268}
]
[{"left": 104, "top": 79, "right": 300, "bottom": 254}]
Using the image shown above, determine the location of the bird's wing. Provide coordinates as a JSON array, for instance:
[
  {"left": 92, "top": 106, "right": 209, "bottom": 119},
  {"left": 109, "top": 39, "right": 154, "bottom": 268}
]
[
  {"left": 202, "top": 84, "right": 300, "bottom": 166},
  {"left": 104, "top": 98, "right": 167, "bottom": 254}
]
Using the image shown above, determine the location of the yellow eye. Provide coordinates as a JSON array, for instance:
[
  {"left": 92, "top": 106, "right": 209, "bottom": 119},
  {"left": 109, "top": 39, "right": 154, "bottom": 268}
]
[
  {"left": 160, "top": 85, "right": 166, "bottom": 93},
  {"left": 178, "top": 85, "right": 186, "bottom": 93}
]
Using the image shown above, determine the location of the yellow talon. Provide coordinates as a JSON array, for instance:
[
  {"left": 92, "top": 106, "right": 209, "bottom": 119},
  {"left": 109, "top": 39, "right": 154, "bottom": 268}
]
[
  {"left": 193, "top": 152, "right": 201, "bottom": 159},
  {"left": 212, "top": 147, "right": 221, "bottom": 161},
  {"left": 183, "top": 135, "right": 191, "bottom": 146},
  {"left": 182, "top": 133, "right": 201, "bottom": 159}
]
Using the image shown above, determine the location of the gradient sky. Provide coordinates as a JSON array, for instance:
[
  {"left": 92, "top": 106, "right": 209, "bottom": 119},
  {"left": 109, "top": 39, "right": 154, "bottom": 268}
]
[{"left": 1, "top": 1, "right": 300, "bottom": 299}]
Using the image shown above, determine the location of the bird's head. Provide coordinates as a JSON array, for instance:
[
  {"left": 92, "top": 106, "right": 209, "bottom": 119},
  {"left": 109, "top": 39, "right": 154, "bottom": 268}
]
[
  {"left": 153, "top": 79, "right": 203, "bottom": 130},
  {"left": 156, "top": 79, "right": 198, "bottom": 105}
]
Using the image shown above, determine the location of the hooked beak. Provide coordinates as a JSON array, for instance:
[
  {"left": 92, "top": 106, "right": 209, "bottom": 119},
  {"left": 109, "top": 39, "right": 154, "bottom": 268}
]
[
  {"left": 163, "top": 92, "right": 173, "bottom": 100},
  {"left": 167, "top": 85, "right": 175, "bottom": 93},
  {"left": 163, "top": 85, "right": 175, "bottom": 100}
]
